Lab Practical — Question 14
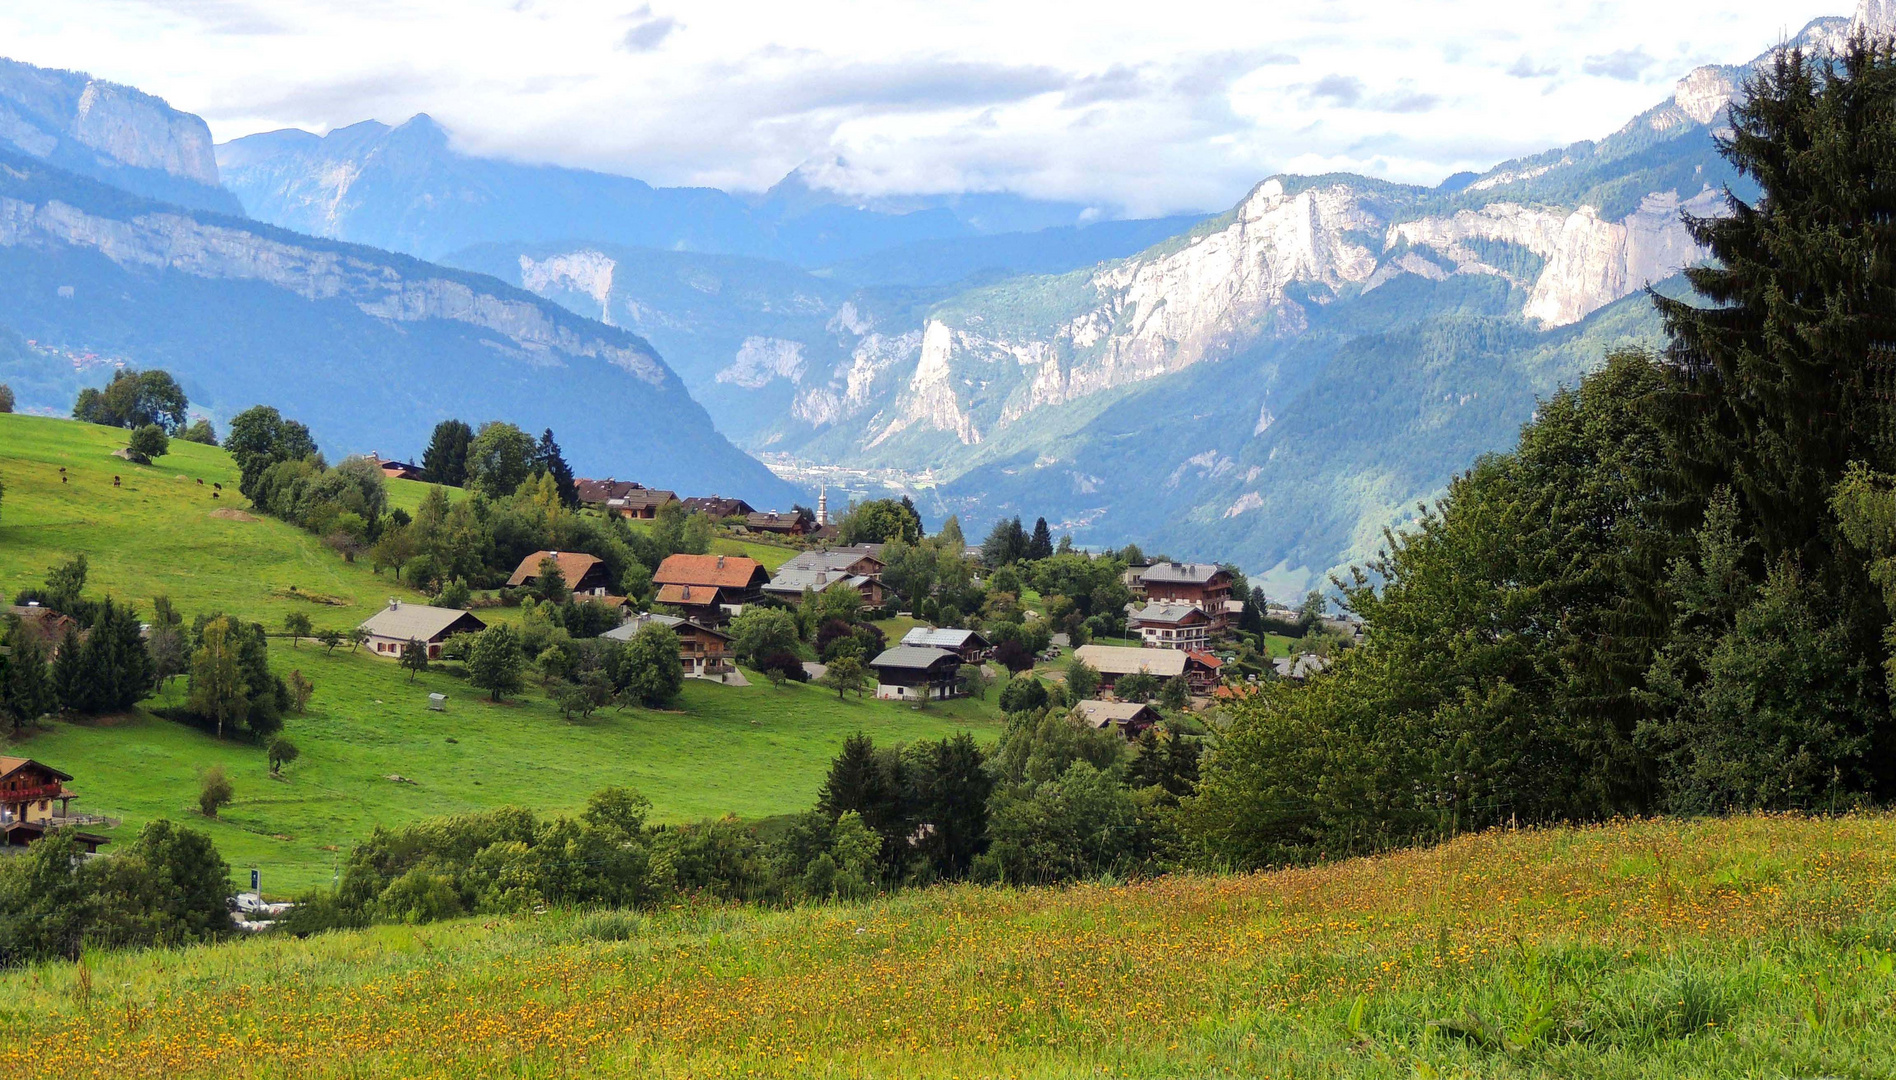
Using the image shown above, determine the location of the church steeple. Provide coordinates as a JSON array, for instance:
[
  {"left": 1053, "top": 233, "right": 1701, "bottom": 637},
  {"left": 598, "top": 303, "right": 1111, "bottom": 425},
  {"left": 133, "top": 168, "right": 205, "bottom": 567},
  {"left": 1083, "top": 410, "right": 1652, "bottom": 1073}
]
[{"left": 817, "top": 484, "right": 829, "bottom": 526}]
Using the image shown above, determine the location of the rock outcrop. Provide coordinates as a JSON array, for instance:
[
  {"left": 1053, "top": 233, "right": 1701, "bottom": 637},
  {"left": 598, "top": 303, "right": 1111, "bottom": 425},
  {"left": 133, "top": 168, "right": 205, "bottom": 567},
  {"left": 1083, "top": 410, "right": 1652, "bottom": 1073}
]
[{"left": 0, "top": 57, "right": 235, "bottom": 213}]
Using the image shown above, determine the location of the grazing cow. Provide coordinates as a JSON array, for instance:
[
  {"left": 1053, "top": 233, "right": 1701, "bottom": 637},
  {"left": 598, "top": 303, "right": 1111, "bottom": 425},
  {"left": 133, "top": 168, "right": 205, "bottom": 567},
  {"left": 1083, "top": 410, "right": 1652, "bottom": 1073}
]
[
  {"left": 212, "top": 491, "right": 220, "bottom": 499},
  {"left": 57, "top": 467, "right": 65, "bottom": 473},
  {"left": 61, "top": 475, "right": 68, "bottom": 484},
  {"left": 196, "top": 478, "right": 204, "bottom": 486},
  {"left": 113, "top": 475, "right": 121, "bottom": 487},
  {"left": 212, "top": 483, "right": 222, "bottom": 491}
]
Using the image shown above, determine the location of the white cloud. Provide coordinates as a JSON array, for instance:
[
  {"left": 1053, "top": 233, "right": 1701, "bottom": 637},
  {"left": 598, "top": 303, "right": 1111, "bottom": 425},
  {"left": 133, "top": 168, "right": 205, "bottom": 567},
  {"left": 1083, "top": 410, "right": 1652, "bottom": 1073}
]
[{"left": 0, "top": 0, "right": 1848, "bottom": 216}]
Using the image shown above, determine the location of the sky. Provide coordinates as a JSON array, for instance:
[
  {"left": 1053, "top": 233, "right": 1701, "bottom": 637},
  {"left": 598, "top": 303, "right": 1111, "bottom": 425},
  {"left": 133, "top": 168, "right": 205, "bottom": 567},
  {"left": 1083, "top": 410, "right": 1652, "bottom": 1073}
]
[{"left": 0, "top": 0, "right": 1849, "bottom": 216}]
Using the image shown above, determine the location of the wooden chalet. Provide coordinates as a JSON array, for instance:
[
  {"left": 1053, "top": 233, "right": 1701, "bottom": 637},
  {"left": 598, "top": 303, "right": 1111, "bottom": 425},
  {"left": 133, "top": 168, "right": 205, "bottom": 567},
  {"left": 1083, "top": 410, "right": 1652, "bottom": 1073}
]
[
  {"left": 742, "top": 509, "right": 816, "bottom": 536},
  {"left": 898, "top": 626, "right": 992, "bottom": 664},
  {"left": 5, "top": 603, "right": 79, "bottom": 656},
  {"left": 679, "top": 495, "right": 756, "bottom": 520},
  {"left": 1074, "top": 643, "right": 1222, "bottom": 695},
  {"left": 0, "top": 757, "right": 109, "bottom": 853},
  {"left": 604, "top": 612, "right": 735, "bottom": 680},
  {"left": 1132, "top": 562, "right": 1241, "bottom": 631},
  {"left": 576, "top": 478, "right": 641, "bottom": 506},
  {"left": 652, "top": 553, "right": 768, "bottom": 625},
  {"left": 576, "top": 479, "right": 679, "bottom": 519},
  {"left": 1127, "top": 602, "right": 1213, "bottom": 651},
  {"left": 357, "top": 600, "right": 487, "bottom": 659},
  {"left": 1073, "top": 700, "right": 1161, "bottom": 739},
  {"left": 505, "top": 550, "right": 616, "bottom": 597},
  {"left": 869, "top": 646, "right": 964, "bottom": 701},
  {"left": 612, "top": 489, "right": 679, "bottom": 519}
]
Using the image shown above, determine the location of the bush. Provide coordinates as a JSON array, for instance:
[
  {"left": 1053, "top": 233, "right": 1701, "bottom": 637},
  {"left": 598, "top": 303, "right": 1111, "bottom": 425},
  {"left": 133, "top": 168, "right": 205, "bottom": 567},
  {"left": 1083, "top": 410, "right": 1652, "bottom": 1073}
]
[
  {"left": 755, "top": 650, "right": 808, "bottom": 685},
  {"left": 268, "top": 736, "right": 300, "bottom": 774},
  {"left": 993, "top": 640, "right": 1035, "bottom": 674},
  {"left": 436, "top": 580, "right": 472, "bottom": 609},
  {"left": 198, "top": 766, "right": 233, "bottom": 818},
  {"left": 999, "top": 674, "right": 1049, "bottom": 715},
  {"left": 128, "top": 424, "right": 170, "bottom": 460},
  {"left": 0, "top": 383, "right": 12, "bottom": 413}
]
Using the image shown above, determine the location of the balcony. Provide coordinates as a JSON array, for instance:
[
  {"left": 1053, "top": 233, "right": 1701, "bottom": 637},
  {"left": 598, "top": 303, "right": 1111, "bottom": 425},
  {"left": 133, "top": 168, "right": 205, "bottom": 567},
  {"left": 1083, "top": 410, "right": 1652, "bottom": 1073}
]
[{"left": 1, "top": 785, "right": 64, "bottom": 805}]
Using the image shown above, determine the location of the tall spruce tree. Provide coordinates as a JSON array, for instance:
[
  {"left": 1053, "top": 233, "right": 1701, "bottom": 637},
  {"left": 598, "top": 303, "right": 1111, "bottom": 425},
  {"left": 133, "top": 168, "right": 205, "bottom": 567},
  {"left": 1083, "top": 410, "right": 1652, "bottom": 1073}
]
[
  {"left": 1026, "top": 517, "right": 1055, "bottom": 561},
  {"left": 421, "top": 419, "right": 473, "bottom": 487},
  {"left": 1652, "top": 36, "right": 1896, "bottom": 787},
  {"left": 532, "top": 428, "right": 579, "bottom": 508}
]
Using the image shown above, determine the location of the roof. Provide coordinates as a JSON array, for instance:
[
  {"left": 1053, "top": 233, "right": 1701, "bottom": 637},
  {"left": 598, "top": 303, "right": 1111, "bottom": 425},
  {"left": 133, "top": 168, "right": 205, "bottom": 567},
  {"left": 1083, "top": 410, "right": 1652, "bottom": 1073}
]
[
  {"left": 679, "top": 496, "right": 755, "bottom": 518},
  {"left": 603, "top": 612, "right": 730, "bottom": 642},
  {"left": 1073, "top": 700, "right": 1159, "bottom": 729},
  {"left": 761, "top": 568, "right": 874, "bottom": 595},
  {"left": 575, "top": 478, "right": 642, "bottom": 504},
  {"left": 1074, "top": 644, "right": 1187, "bottom": 678},
  {"left": 1274, "top": 654, "right": 1330, "bottom": 679},
  {"left": 1128, "top": 602, "right": 1210, "bottom": 626},
  {"left": 654, "top": 553, "right": 766, "bottom": 589},
  {"left": 505, "top": 550, "right": 606, "bottom": 588},
  {"left": 901, "top": 627, "right": 990, "bottom": 650},
  {"left": 655, "top": 583, "right": 714, "bottom": 606},
  {"left": 1187, "top": 651, "right": 1224, "bottom": 670},
  {"left": 0, "top": 757, "right": 74, "bottom": 783},
  {"left": 612, "top": 489, "right": 678, "bottom": 511},
  {"left": 745, "top": 510, "right": 812, "bottom": 530},
  {"left": 782, "top": 548, "right": 885, "bottom": 574},
  {"left": 1138, "top": 562, "right": 1229, "bottom": 586},
  {"left": 870, "top": 646, "right": 963, "bottom": 672},
  {"left": 357, "top": 602, "right": 487, "bottom": 642},
  {"left": 5, "top": 605, "right": 78, "bottom": 649}
]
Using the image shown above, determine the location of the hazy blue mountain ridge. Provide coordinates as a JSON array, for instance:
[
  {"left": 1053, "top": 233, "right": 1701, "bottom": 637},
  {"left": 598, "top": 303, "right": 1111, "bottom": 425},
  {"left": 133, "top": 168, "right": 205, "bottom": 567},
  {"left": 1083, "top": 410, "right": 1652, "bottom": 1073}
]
[
  {"left": 0, "top": 57, "right": 241, "bottom": 215},
  {"left": 0, "top": 144, "right": 803, "bottom": 506},
  {"left": 216, "top": 118, "right": 1126, "bottom": 267}
]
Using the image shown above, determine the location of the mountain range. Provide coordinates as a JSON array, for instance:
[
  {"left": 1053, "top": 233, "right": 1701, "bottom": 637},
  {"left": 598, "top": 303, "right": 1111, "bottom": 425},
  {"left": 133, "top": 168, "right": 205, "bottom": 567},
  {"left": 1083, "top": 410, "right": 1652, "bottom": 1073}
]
[
  {"left": 0, "top": 69, "right": 800, "bottom": 505},
  {"left": 3, "top": 5, "right": 1887, "bottom": 590}
]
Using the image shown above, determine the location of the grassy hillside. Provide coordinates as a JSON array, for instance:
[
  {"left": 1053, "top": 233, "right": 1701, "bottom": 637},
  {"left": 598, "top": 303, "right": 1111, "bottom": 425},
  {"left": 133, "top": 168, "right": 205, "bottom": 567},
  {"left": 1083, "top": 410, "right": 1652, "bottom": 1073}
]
[
  {"left": 5, "top": 813, "right": 1892, "bottom": 1077},
  {"left": 0, "top": 413, "right": 440, "bottom": 630},
  {"left": 0, "top": 414, "right": 1002, "bottom": 891}
]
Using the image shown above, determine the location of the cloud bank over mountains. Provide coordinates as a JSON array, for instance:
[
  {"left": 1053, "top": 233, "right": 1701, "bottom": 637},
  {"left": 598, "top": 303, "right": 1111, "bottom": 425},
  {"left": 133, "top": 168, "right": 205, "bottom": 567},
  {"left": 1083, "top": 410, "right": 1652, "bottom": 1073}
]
[{"left": 0, "top": 0, "right": 1840, "bottom": 216}]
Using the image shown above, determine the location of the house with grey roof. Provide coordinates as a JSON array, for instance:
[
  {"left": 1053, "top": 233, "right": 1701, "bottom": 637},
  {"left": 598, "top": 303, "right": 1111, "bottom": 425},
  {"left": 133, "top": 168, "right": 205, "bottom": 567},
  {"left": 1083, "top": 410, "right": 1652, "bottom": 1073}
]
[
  {"left": 357, "top": 600, "right": 487, "bottom": 660},
  {"left": 1126, "top": 602, "right": 1213, "bottom": 651},
  {"left": 1073, "top": 699, "right": 1161, "bottom": 738},
  {"left": 899, "top": 626, "right": 991, "bottom": 663},
  {"left": 869, "top": 646, "right": 964, "bottom": 701}
]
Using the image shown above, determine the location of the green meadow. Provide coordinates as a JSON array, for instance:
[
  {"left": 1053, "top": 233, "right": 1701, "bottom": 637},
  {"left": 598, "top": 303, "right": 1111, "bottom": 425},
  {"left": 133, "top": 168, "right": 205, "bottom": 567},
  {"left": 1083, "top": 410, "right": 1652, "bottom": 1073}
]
[
  {"left": 0, "top": 413, "right": 1004, "bottom": 892},
  {"left": 6, "top": 813, "right": 1893, "bottom": 1078}
]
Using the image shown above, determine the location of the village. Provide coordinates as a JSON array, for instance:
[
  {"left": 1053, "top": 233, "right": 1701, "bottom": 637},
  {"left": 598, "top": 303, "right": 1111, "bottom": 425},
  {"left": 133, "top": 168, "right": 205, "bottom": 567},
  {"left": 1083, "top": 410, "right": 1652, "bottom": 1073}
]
[
  {"left": 0, "top": 452, "right": 1348, "bottom": 869},
  {"left": 356, "top": 456, "right": 1348, "bottom": 720}
]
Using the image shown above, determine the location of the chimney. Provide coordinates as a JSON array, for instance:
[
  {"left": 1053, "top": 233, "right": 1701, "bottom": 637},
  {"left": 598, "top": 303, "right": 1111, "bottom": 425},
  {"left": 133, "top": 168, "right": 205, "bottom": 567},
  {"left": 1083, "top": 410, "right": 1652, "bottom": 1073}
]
[{"left": 716, "top": 555, "right": 725, "bottom": 569}]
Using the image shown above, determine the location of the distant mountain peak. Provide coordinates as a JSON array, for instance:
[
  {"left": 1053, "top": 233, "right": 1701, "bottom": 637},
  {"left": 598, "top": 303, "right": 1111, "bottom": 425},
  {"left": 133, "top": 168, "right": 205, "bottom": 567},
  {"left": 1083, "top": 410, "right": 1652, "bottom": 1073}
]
[{"left": 0, "top": 55, "right": 238, "bottom": 213}]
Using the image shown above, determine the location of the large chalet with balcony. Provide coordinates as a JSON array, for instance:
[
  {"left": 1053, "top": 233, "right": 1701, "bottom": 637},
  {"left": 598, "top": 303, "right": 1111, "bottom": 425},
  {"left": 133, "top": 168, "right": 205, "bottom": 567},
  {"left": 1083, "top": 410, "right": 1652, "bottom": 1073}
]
[
  {"left": 1131, "top": 562, "right": 1242, "bottom": 632},
  {"left": 0, "top": 757, "right": 109, "bottom": 853},
  {"left": 652, "top": 553, "right": 768, "bottom": 625}
]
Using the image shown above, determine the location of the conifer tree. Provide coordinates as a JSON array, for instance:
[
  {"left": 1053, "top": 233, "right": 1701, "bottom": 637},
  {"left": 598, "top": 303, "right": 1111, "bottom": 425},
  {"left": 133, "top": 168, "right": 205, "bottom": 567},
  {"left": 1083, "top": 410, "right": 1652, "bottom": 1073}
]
[
  {"left": 0, "top": 623, "right": 57, "bottom": 734},
  {"left": 532, "top": 428, "right": 579, "bottom": 508},
  {"left": 1652, "top": 37, "right": 1896, "bottom": 785},
  {"left": 420, "top": 419, "right": 473, "bottom": 487},
  {"left": 1026, "top": 517, "right": 1055, "bottom": 562},
  {"left": 1656, "top": 39, "right": 1896, "bottom": 568}
]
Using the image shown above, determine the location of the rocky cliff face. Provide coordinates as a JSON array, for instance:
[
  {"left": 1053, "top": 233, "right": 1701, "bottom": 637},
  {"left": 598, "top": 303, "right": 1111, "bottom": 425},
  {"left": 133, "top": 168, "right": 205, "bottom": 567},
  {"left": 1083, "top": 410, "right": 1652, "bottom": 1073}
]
[
  {"left": 0, "top": 57, "right": 236, "bottom": 213},
  {"left": 0, "top": 194, "right": 665, "bottom": 384}
]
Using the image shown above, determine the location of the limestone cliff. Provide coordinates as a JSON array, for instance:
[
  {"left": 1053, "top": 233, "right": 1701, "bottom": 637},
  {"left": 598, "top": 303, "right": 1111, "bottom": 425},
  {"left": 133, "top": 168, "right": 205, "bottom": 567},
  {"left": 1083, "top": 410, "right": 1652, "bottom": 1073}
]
[{"left": 0, "top": 56, "right": 235, "bottom": 213}]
